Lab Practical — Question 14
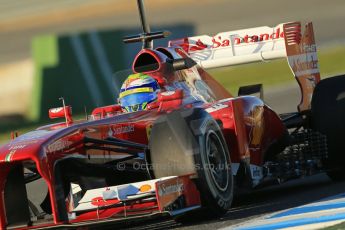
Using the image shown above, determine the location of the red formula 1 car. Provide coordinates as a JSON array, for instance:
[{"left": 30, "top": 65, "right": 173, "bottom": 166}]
[{"left": 1, "top": 1, "right": 345, "bottom": 229}]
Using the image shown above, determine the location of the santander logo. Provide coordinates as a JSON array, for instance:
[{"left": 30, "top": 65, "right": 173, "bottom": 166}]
[{"left": 175, "top": 28, "right": 284, "bottom": 53}]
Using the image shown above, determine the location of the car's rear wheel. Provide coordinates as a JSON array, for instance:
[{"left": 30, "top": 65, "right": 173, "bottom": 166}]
[
  {"left": 311, "top": 74, "right": 345, "bottom": 181},
  {"left": 149, "top": 108, "right": 233, "bottom": 215}
]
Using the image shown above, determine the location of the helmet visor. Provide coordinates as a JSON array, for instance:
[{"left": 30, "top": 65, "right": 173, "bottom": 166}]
[{"left": 120, "top": 92, "right": 157, "bottom": 108}]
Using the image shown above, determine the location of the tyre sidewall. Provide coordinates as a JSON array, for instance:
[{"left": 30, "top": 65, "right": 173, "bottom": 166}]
[
  {"left": 311, "top": 75, "right": 345, "bottom": 172},
  {"left": 194, "top": 118, "right": 233, "bottom": 212}
]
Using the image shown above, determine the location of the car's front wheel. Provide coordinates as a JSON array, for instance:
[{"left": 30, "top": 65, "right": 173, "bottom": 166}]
[
  {"left": 149, "top": 108, "right": 233, "bottom": 215},
  {"left": 194, "top": 118, "right": 233, "bottom": 214}
]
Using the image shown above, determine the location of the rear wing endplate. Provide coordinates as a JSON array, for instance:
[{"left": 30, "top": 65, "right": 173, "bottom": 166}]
[{"left": 169, "top": 22, "right": 320, "bottom": 112}]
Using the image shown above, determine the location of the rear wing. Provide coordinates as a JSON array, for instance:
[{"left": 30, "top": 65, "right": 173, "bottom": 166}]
[{"left": 169, "top": 22, "right": 320, "bottom": 112}]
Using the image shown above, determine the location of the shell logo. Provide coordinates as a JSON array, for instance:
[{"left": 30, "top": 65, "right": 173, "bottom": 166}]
[{"left": 139, "top": 184, "right": 152, "bottom": 192}]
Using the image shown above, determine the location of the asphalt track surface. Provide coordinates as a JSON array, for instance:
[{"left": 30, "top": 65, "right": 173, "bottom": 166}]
[{"left": 120, "top": 174, "right": 345, "bottom": 230}]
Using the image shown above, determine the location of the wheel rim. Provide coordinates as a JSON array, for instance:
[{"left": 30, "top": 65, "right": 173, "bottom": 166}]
[{"left": 205, "top": 130, "right": 230, "bottom": 192}]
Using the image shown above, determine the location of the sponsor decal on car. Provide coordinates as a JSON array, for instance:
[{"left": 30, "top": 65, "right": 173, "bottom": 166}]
[
  {"left": 91, "top": 196, "right": 120, "bottom": 206},
  {"left": 9, "top": 144, "right": 26, "bottom": 150},
  {"left": 288, "top": 51, "right": 319, "bottom": 77},
  {"left": 140, "top": 184, "right": 152, "bottom": 193},
  {"left": 171, "top": 27, "right": 284, "bottom": 53},
  {"left": 156, "top": 178, "right": 185, "bottom": 209},
  {"left": 158, "top": 181, "right": 184, "bottom": 196},
  {"left": 73, "top": 179, "right": 160, "bottom": 212},
  {"left": 109, "top": 124, "right": 135, "bottom": 136},
  {"left": 47, "top": 140, "right": 73, "bottom": 152},
  {"left": 206, "top": 103, "right": 228, "bottom": 113}
]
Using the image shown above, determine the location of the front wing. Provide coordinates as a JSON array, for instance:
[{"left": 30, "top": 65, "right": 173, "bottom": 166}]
[{"left": 21, "top": 175, "right": 201, "bottom": 229}]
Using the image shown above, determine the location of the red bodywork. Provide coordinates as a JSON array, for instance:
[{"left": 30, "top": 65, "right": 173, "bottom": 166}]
[{"left": 0, "top": 46, "right": 286, "bottom": 229}]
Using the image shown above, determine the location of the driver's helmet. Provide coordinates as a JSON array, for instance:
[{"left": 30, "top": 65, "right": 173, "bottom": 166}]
[{"left": 119, "top": 73, "right": 160, "bottom": 112}]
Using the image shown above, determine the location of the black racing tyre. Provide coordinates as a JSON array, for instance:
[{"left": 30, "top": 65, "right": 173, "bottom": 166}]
[
  {"left": 311, "top": 74, "right": 345, "bottom": 181},
  {"left": 149, "top": 108, "right": 233, "bottom": 215}
]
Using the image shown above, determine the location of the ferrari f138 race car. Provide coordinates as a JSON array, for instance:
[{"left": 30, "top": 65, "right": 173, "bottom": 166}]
[{"left": 1, "top": 1, "right": 345, "bottom": 229}]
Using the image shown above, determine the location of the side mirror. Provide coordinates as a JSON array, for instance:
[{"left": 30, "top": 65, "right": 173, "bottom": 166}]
[
  {"left": 147, "top": 90, "right": 184, "bottom": 111},
  {"left": 158, "top": 89, "right": 184, "bottom": 102},
  {"left": 49, "top": 106, "right": 73, "bottom": 124},
  {"left": 91, "top": 105, "right": 122, "bottom": 119}
]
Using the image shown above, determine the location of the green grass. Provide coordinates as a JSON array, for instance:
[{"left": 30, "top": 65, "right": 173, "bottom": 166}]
[
  {"left": 322, "top": 221, "right": 345, "bottom": 230},
  {"left": 1, "top": 46, "right": 345, "bottom": 144}
]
